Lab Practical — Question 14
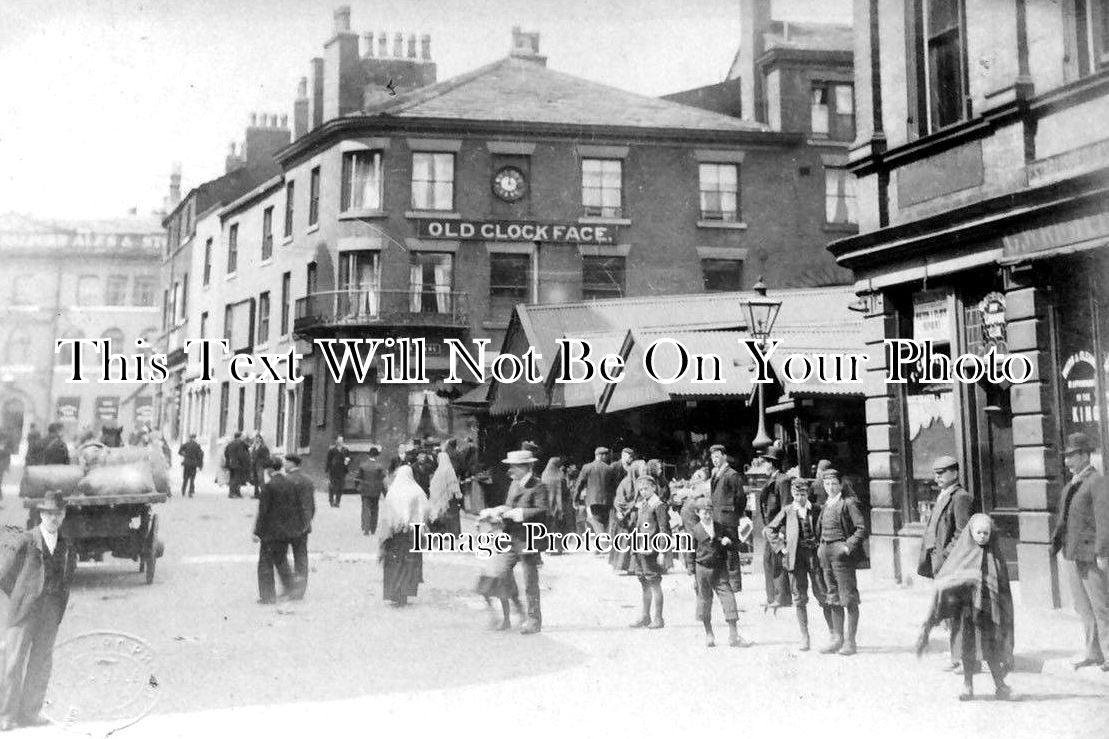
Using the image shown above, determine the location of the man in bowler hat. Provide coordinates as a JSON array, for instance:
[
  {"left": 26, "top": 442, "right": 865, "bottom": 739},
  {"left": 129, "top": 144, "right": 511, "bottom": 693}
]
[
  {"left": 1051, "top": 432, "right": 1109, "bottom": 671},
  {"left": 0, "top": 491, "right": 76, "bottom": 730},
  {"left": 501, "top": 449, "right": 549, "bottom": 634}
]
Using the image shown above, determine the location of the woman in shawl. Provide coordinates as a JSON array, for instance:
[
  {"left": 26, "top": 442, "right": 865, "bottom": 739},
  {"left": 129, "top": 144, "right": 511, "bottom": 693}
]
[
  {"left": 378, "top": 465, "right": 430, "bottom": 607},
  {"left": 428, "top": 451, "right": 463, "bottom": 537},
  {"left": 542, "top": 457, "right": 574, "bottom": 554},
  {"left": 915, "top": 513, "right": 1014, "bottom": 701},
  {"left": 610, "top": 460, "right": 647, "bottom": 573}
]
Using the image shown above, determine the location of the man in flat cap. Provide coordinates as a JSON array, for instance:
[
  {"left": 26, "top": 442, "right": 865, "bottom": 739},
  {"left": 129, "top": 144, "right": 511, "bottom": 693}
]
[
  {"left": 817, "top": 468, "right": 868, "bottom": 656},
  {"left": 709, "top": 444, "right": 746, "bottom": 592},
  {"left": 918, "top": 454, "right": 976, "bottom": 670},
  {"left": 576, "top": 447, "right": 613, "bottom": 538},
  {"left": 1051, "top": 432, "right": 1109, "bottom": 671},
  {"left": 0, "top": 491, "right": 76, "bottom": 730}
]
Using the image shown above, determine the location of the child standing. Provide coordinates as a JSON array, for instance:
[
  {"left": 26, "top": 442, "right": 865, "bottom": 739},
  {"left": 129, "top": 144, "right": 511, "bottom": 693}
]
[
  {"left": 474, "top": 507, "right": 523, "bottom": 630},
  {"left": 689, "top": 498, "right": 753, "bottom": 647},
  {"left": 629, "top": 476, "right": 670, "bottom": 629},
  {"left": 916, "top": 513, "right": 1014, "bottom": 700}
]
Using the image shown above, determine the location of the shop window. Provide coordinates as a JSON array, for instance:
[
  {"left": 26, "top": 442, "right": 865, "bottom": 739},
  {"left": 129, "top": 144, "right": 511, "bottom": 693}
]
[
  {"left": 342, "top": 150, "right": 383, "bottom": 211},
  {"left": 811, "top": 83, "right": 855, "bottom": 141},
  {"left": 698, "top": 163, "right": 739, "bottom": 222},
  {"left": 309, "top": 167, "right": 321, "bottom": 226},
  {"left": 411, "top": 153, "right": 454, "bottom": 211},
  {"left": 489, "top": 252, "right": 533, "bottom": 316},
  {"left": 702, "top": 259, "right": 743, "bottom": 292},
  {"left": 582, "top": 159, "right": 622, "bottom": 218},
  {"left": 825, "top": 167, "right": 858, "bottom": 225},
  {"left": 105, "top": 275, "right": 128, "bottom": 306},
  {"left": 407, "top": 388, "right": 451, "bottom": 438},
  {"left": 1054, "top": 263, "right": 1109, "bottom": 467},
  {"left": 227, "top": 223, "right": 239, "bottom": 274},
  {"left": 581, "top": 255, "right": 625, "bottom": 300},
  {"left": 283, "top": 181, "right": 295, "bottom": 237},
  {"left": 261, "top": 206, "right": 274, "bottom": 261},
  {"left": 77, "top": 275, "right": 101, "bottom": 306},
  {"left": 409, "top": 253, "right": 453, "bottom": 313},
  {"left": 917, "top": 0, "right": 970, "bottom": 133},
  {"left": 345, "top": 384, "right": 377, "bottom": 439}
]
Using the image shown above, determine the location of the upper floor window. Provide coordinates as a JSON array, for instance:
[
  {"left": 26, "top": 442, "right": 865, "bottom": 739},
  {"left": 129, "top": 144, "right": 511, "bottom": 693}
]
[
  {"left": 811, "top": 82, "right": 855, "bottom": 140},
  {"left": 582, "top": 159, "right": 622, "bottom": 218},
  {"left": 1071, "top": 0, "right": 1109, "bottom": 77},
  {"left": 283, "top": 181, "right": 295, "bottom": 237},
  {"left": 203, "top": 238, "right": 213, "bottom": 286},
  {"left": 581, "top": 256, "right": 626, "bottom": 300},
  {"left": 77, "top": 275, "right": 101, "bottom": 306},
  {"left": 200, "top": 311, "right": 208, "bottom": 340},
  {"left": 280, "top": 272, "right": 291, "bottom": 336},
  {"left": 133, "top": 276, "right": 157, "bottom": 306},
  {"left": 343, "top": 151, "right": 383, "bottom": 211},
  {"left": 919, "top": 0, "right": 970, "bottom": 133},
  {"left": 702, "top": 259, "right": 743, "bottom": 292},
  {"left": 227, "top": 223, "right": 239, "bottom": 274},
  {"left": 698, "top": 163, "right": 739, "bottom": 222},
  {"left": 261, "top": 206, "right": 274, "bottom": 261},
  {"left": 101, "top": 327, "right": 125, "bottom": 353},
  {"left": 103, "top": 276, "right": 127, "bottom": 306},
  {"left": 409, "top": 253, "right": 453, "bottom": 313},
  {"left": 7, "top": 328, "right": 32, "bottom": 365},
  {"left": 411, "top": 153, "right": 454, "bottom": 211},
  {"left": 11, "top": 275, "right": 35, "bottom": 305},
  {"left": 308, "top": 168, "right": 321, "bottom": 226},
  {"left": 489, "top": 252, "right": 532, "bottom": 315},
  {"left": 825, "top": 167, "right": 858, "bottom": 225},
  {"left": 257, "top": 291, "right": 271, "bottom": 345}
]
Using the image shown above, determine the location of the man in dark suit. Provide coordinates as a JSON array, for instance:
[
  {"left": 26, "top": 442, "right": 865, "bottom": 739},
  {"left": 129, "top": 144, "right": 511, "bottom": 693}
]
[
  {"left": 918, "top": 454, "right": 975, "bottom": 670},
  {"left": 575, "top": 447, "right": 613, "bottom": 536},
  {"left": 40, "top": 424, "right": 69, "bottom": 466},
  {"left": 250, "top": 432, "right": 271, "bottom": 499},
  {"left": 1051, "top": 432, "right": 1109, "bottom": 672},
  {"left": 758, "top": 446, "right": 792, "bottom": 611},
  {"left": 283, "top": 454, "right": 316, "bottom": 600},
  {"left": 766, "top": 478, "right": 831, "bottom": 651},
  {"left": 0, "top": 491, "right": 76, "bottom": 730},
  {"left": 23, "top": 425, "right": 43, "bottom": 468},
  {"left": 501, "top": 449, "right": 549, "bottom": 635},
  {"left": 178, "top": 433, "right": 204, "bottom": 498},
  {"left": 817, "top": 468, "right": 868, "bottom": 656},
  {"left": 356, "top": 446, "right": 386, "bottom": 536},
  {"left": 253, "top": 457, "right": 300, "bottom": 604},
  {"left": 223, "top": 431, "right": 251, "bottom": 499},
  {"left": 708, "top": 444, "right": 746, "bottom": 593},
  {"left": 325, "top": 437, "right": 351, "bottom": 508}
]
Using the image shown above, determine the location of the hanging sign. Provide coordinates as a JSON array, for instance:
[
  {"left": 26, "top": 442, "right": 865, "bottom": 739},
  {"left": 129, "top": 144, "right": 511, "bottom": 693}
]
[
  {"left": 913, "top": 291, "right": 950, "bottom": 343},
  {"left": 95, "top": 396, "right": 120, "bottom": 421},
  {"left": 56, "top": 397, "right": 80, "bottom": 423}
]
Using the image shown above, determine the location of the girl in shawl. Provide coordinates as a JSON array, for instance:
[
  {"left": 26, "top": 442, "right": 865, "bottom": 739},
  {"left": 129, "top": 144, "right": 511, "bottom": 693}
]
[
  {"left": 610, "top": 460, "right": 647, "bottom": 573},
  {"left": 378, "top": 466, "right": 430, "bottom": 607},
  {"left": 474, "top": 507, "right": 523, "bottom": 629},
  {"left": 428, "top": 451, "right": 463, "bottom": 537},
  {"left": 542, "top": 457, "right": 574, "bottom": 555},
  {"left": 915, "top": 513, "right": 1014, "bottom": 701}
]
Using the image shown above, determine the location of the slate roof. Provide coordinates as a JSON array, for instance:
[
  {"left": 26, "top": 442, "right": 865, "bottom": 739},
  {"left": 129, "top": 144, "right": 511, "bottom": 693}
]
[{"left": 363, "top": 57, "right": 766, "bottom": 133}]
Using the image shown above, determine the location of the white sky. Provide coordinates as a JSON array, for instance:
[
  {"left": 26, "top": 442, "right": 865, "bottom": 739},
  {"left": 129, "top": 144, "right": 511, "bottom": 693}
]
[{"left": 0, "top": 0, "right": 850, "bottom": 220}]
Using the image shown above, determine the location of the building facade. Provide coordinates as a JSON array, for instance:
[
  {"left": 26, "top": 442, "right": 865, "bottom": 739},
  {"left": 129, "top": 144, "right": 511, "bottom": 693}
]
[
  {"left": 831, "top": 0, "right": 1109, "bottom": 608},
  {"left": 0, "top": 213, "right": 164, "bottom": 453}
]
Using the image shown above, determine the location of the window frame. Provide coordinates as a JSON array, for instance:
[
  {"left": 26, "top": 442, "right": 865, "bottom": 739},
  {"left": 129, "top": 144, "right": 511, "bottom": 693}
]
[
  {"left": 342, "top": 150, "right": 384, "bottom": 212},
  {"left": 283, "top": 181, "right": 295, "bottom": 237},
  {"left": 916, "top": 0, "right": 971, "bottom": 134},
  {"left": 76, "top": 275, "right": 101, "bottom": 307},
  {"left": 105, "top": 275, "right": 128, "bottom": 306},
  {"left": 280, "top": 271, "right": 291, "bottom": 336},
  {"left": 202, "top": 238, "right": 213, "bottom": 286},
  {"left": 257, "top": 291, "right": 271, "bottom": 345},
  {"left": 701, "top": 259, "right": 744, "bottom": 293},
  {"left": 227, "top": 223, "right": 239, "bottom": 275},
  {"left": 410, "top": 152, "right": 455, "bottom": 211},
  {"left": 261, "top": 206, "right": 274, "bottom": 261},
  {"left": 698, "top": 162, "right": 740, "bottom": 222},
  {"left": 581, "top": 255, "right": 627, "bottom": 300},
  {"left": 308, "top": 167, "right": 320, "bottom": 226},
  {"left": 823, "top": 166, "right": 858, "bottom": 226},
  {"left": 581, "top": 158, "right": 623, "bottom": 218}
]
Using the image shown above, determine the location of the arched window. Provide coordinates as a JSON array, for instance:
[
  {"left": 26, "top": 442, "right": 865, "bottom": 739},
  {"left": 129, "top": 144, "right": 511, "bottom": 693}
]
[
  {"left": 7, "top": 329, "right": 32, "bottom": 365},
  {"left": 101, "top": 328, "right": 125, "bottom": 353}
]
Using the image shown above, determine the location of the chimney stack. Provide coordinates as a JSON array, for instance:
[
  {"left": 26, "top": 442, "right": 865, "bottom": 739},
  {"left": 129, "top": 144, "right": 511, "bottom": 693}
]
[
  {"left": 333, "top": 5, "right": 351, "bottom": 34},
  {"left": 509, "top": 26, "right": 546, "bottom": 66},
  {"left": 168, "top": 163, "right": 182, "bottom": 208},
  {"left": 738, "top": 0, "right": 772, "bottom": 123},
  {"left": 364, "top": 32, "right": 374, "bottom": 57},
  {"left": 407, "top": 34, "right": 417, "bottom": 58},
  {"left": 225, "top": 142, "right": 243, "bottom": 173},
  {"left": 309, "top": 57, "right": 325, "bottom": 129},
  {"left": 378, "top": 32, "right": 388, "bottom": 57},
  {"left": 420, "top": 34, "right": 431, "bottom": 60},
  {"left": 294, "top": 76, "right": 310, "bottom": 139},
  {"left": 393, "top": 33, "right": 404, "bottom": 58}
]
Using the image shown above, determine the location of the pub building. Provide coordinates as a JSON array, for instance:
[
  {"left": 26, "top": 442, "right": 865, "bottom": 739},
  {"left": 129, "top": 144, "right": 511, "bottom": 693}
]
[
  {"left": 161, "top": 4, "right": 866, "bottom": 477},
  {"left": 830, "top": 0, "right": 1109, "bottom": 607}
]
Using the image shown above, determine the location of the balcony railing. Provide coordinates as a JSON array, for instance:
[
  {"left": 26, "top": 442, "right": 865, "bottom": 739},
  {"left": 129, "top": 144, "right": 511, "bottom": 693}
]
[{"left": 294, "top": 288, "right": 469, "bottom": 332}]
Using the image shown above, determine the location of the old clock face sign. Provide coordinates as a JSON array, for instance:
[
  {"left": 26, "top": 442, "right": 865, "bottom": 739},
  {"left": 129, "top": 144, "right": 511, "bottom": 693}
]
[{"left": 492, "top": 166, "right": 527, "bottom": 202}]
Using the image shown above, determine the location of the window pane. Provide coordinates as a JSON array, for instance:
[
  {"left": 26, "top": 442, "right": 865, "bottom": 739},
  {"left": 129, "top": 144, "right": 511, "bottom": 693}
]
[
  {"left": 811, "top": 85, "right": 830, "bottom": 134},
  {"left": 835, "top": 85, "right": 854, "bottom": 115},
  {"left": 582, "top": 256, "right": 625, "bottom": 299},
  {"left": 702, "top": 259, "right": 743, "bottom": 292}
]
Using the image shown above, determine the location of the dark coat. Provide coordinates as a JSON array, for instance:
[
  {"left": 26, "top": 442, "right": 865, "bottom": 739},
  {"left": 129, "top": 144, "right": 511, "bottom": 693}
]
[
  {"left": 919, "top": 483, "right": 975, "bottom": 575},
  {"left": 24, "top": 431, "right": 44, "bottom": 466},
  {"left": 0, "top": 528, "right": 76, "bottom": 626},
  {"left": 575, "top": 459, "right": 612, "bottom": 506},
  {"left": 765, "top": 503, "right": 823, "bottom": 572},
  {"left": 1052, "top": 466, "right": 1109, "bottom": 562},
  {"left": 224, "top": 438, "right": 251, "bottom": 472},
  {"left": 42, "top": 436, "right": 70, "bottom": 466},
  {"left": 178, "top": 440, "right": 204, "bottom": 469},
  {"left": 818, "top": 495, "right": 870, "bottom": 569},
  {"left": 710, "top": 464, "right": 746, "bottom": 527},
  {"left": 251, "top": 441, "right": 271, "bottom": 471},
  {"left": 254, "top": 474, "right": 305, "bottom": 541},
  {"left": 325, "top": 446, "right": 350, "bottom": 480},
  {"left": 688, "top": 522, "right": 729, "bottom": 571},
  {"left": 630, "top": 496, "right": 671, "bottom": 553},
  {"left": 285, "top": 469, "right": 317, "bottom": 536},
  {"left": 356, "top": 458, "right": 386, "bottom": 498},
  {"left": 503, "top": 474, "right": 549, "bottom": 544},
  {"left": 759, "top": 471, "right": 791, "bottom": 524}
]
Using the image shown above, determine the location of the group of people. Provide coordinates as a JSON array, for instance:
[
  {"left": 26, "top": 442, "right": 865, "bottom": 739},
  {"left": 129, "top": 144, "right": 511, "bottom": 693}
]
[{"left": 219, "top": 430, "right": 271, "bottom": 499}]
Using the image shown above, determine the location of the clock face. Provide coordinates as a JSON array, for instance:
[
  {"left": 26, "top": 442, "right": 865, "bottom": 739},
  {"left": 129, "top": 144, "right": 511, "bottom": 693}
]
[{"left": 492, "top": 167, "right": 527, "bottom": 202}]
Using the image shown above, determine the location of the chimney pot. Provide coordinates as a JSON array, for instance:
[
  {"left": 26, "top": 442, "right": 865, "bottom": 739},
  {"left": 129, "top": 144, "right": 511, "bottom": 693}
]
[
  {"left": 378, "top": 32, "right": 388, "bottom": 57},
  {"left": 334, "top": 5, "right": 351, "bottom": 34},
  {"left": 407, "top": 34, "right": 417, "bottom": 58},
  {"left": 364, "top": 32, "right": 374, "bottom": 56},
  {"left": 420, "top": 34, "right": 431, "bottom": 60},
  {"left": 393, "top": 33, "right": 403, "bottom": 58}
]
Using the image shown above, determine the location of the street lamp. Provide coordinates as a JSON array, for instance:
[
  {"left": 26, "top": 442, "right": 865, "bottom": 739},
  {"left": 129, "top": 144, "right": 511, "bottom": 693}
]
[{"left": 744, "top": 276, "right": 782, "bottom": 451}]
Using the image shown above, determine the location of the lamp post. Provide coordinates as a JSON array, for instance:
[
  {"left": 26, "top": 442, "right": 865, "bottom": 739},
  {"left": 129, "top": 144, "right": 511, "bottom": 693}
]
[{"left": 744, "top": 276, "right": 782, "bottom": 452}]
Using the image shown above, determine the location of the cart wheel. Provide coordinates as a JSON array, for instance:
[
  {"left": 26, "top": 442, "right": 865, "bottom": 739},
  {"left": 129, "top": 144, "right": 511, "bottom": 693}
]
[{"left": 143, "top": 515, "right": 159, "bottom": 584}]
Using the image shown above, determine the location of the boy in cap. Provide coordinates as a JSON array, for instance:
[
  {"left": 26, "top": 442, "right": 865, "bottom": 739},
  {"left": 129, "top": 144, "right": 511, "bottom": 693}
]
[
  {"left": 0, "top": 491, "right": 76, "bottom": 730},
  {"left": 817, "top": 468, "right": 868, "bottom": 656},
  {"left": 688, "top": 498, "right": 751, "bottom": 647}
]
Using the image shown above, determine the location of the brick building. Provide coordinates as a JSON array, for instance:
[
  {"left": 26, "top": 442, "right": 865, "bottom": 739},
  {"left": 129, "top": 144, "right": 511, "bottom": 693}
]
[
  {"left": 0, "top": 213, "right": 164, "bottom": 454},
  {"left": 830, "top": 0, "right": 1109, "bottom": 607},
  {"left": 161, "top": 5, "right": 863, "bottom": 478}
]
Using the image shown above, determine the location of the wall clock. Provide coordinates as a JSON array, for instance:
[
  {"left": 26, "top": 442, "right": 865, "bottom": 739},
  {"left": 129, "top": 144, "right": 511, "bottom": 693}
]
[{"left": 492, "top": 166, "right": 527, "bottom": 202}]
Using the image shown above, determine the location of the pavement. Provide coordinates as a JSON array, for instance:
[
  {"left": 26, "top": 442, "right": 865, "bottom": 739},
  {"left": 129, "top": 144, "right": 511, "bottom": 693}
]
[{"left": 0, "top": 466, "right": 1107, "bottom": 739}]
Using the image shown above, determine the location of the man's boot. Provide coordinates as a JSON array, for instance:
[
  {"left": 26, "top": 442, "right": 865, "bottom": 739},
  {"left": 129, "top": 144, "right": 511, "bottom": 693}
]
[
  {"left": 647, "top": 583, "right": 665, "bottom": 629},
  {"left": 822, "top": 605, "right": 834, "bottom": 634},
  {"left": 820, "top": 606, "right": 844, "bottom": 653},
  {"left": 839, "top": 604, "right": 859, "bottom": 656},
  {"left": 796, "top": 604, "right": 811, "bottom": 651},
  {"left": 521, "top": 595, "right": 542, "bottom": 634}
]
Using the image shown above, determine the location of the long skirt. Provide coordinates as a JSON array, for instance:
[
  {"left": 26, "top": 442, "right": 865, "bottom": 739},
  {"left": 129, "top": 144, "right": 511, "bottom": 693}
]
[
  {"left": 475, "top": 550, "right": 519, "bottom": 601},
  {"left": 382, "top": 532, "right": 423, "bottom": 604}
]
